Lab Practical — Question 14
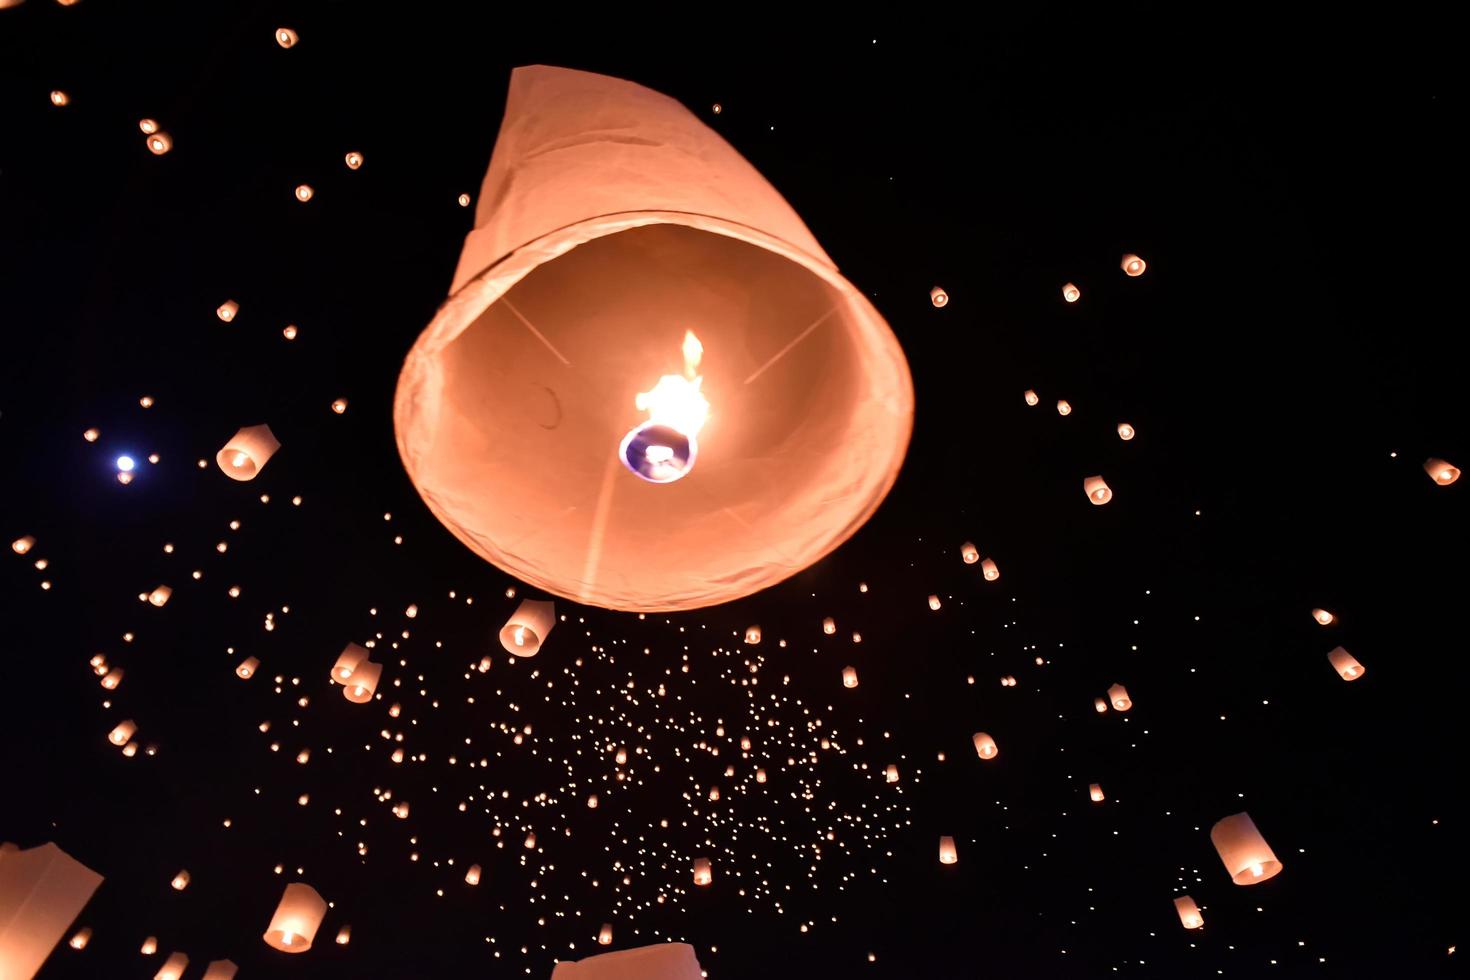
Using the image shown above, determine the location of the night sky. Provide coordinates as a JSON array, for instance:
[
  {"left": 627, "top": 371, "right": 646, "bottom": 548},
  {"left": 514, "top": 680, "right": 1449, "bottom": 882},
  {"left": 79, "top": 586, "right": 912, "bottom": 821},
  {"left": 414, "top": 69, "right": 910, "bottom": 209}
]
[{"left": 2, "top": 4, "right": 1465, "bottom": 978}]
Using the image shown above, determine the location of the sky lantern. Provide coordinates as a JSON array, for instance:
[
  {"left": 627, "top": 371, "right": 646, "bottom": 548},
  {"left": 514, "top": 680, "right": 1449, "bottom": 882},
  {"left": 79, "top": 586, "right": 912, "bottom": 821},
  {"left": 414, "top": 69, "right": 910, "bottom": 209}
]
[
  {"left": 1056, "top": 399, "right": 1072, "bottom": 416},
  {"left": 524, "top": 832, "right": 537, "bottom": 849},
  {"left": 216, "top": 300, "right": 238, "bottom": 322},
  {"left": 1174, "top": 895, "right": 1203, "bottom": 929},
  {"left": 1089, "top": 783, "right": 1105, "bottom": 802},
  {"left": 202, "top": 960, "right": 239, "bottom": 980},
  {"left": 465, "top": 864, "right": 482, "bottom": 885},
  {"left": 100, "top": 667, "right": 124, "bottom": 690},
  {"left": 0, "top": 842, "right": 103, "bottom": 979},
  {"left": 598, "top": 923, "right": 614, "bottom": 945},
  {"left": 108, "top": 721, "right": 136, "bottom": 745},
  {"left": 822, "top": 617, "right": 836, "bottom": 635},
  {"left": 1117, "top": 422, "right": 1135, "bottom": 440},
  {"left": 331, "top": 643, "right": 368, "bottom": 682},
  {"left": 345, "top": 151, "right": 364, "bottom": 169},
  {"left": 155, "top": 952, "right": 188, "bottom": 980},
  {"left": 275, "top": 27, "right": 298, "bottom": 47},
  {"left": 336, "top": 925, "right": 351, "bottom": 945},
  {"left": 550, "top": 942, "right": 705, "bottom": 978},
  {"left": 342, "top": 661, "right": 382, "bottom": 703},
  {"left": 11, "top": 536, "right": 35, "bottom": 555},
  {"left": 927, "top": 594, "right": 941, "bottom": 610},
  {"left": 146, "top": 132, "right": 173, "bottom": 155},
  {"left": 1120, "top": 253, "right": 1147, "bottom": 276},
  {"left": 961, "top": 541, "right": 979, "bottom": 564},
  {"left": 263, "top": 882, "right": 327, "bottom": 951},
  {"left": 744, "top": 625, "right": 762, "bottom": 644},
  {"left": 755, "top": 768, "right": 767, "bottom": 783},
  {"left": 884, "top": 764, "right": 899, "bottom": 783},
  {"left": 1328, "top": 645, "right": 1365, "bottom": 681},
  {"left": 147, "top": 585, "right": 172, "bottom": 607},
  {"left": 139, "top": 118, "right": 159, "bottom": 134},
  {"left": 49, "top": 90, "right": 69, "bottom": 106},
  {"left": 692, "top": 857, "right": 712, "bottom": 885},
  {"left": 170, "top": 870, "right": 189, "bottom": 891},
  {"left": 930, "top": 285, "right": 949, "bottom": 307},
  {"left": 972, "top": 732, "right": 997, "bottom": 759},
  {"left": 68, "top": 927, "right": 91, "bottom": 949},
  {"left": 500, "top": 599, "right": 555, "bottom": 656},
  {"left": 1423, "top": 458, "right": 1460, "bottom": 485},
  {"left": 393, "top": 66, "right": 912, "bottom": 613},
  {"left": 141, "top": 936, "right": 157, "bottom": 955},
  {"left": 1107, "top": 683, "right": 1132, "bottom": 711},
  {"left": 1210, "top": 812, "right": 1282, "bottom": 884},
  {"left": 938, "top": 836, "right": 957, "bottom": 865},
  {"left": 216, "top": 425, "right": 280, "bottom": 481},
  {"left": 1023, "top": 389, "right": 1039, "bottom": 406},
  {"left": 1062, "top": 282, "right": 1080, "bottom": 303},
  {"left": 331, "top": 398, "right": 348, "bottom": 414},
  {"left": 1093, "top": 697, "right": 1108, "bottom": 713},
  {"left": 842, "top": 666, "right": 858, "bottom": 688},
  {"left": 1084, "top": 475, "right": 1113, "bottom": 505},
  {"left": 236, "top": 657, "right": 259, "bottom": 679},
  {"left": 1312, "top": 608, "right": 1335, "bottom": 626},
  {"left": 980, "top": 558, "right": 999, "bottom": 580}
]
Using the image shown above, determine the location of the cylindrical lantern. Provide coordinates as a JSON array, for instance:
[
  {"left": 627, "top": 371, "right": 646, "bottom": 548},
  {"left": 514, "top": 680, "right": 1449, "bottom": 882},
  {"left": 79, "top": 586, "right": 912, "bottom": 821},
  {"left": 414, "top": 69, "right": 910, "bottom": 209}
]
[
  {"left": 262, "top": 882, "right": 328, "bottom": 951},
  {"left": 1117, "top": 422, "right": 1135, "bottom": 441},
  {"left": 1062, "top": 282, "right": 1080, "bottom": 303},
  {"left": 336, "top": 925, "right": 351, "bottom": 945},
  {"left": 465, "top": 864, "right": 481, "bottom": 885},
  {"left": 155, "top": 952, "right": 189, "bottom": 980},
  {"left": 146, "top": 132, "right": 173, "bottom": 155},
  {"left": 841, "top": 666, "right": 858, "bottom": 688},
  {"left": 109, "top": 720, "right": 137, "bottom": 745},
  {"left": 236, "top": 657, "right": 259, "bottom": 679},
  {"left": 524, "top": 832, "right": 537, "bottom": 849},
  {"left": 598, "top": 923, "right": 613, "bottom": 945},
  {"left": 275, "top": 27, "right": 298, "bottom": 47},
  {"left": 1120, "top": 253, "right": 1146, "bottom": 277},
  {"left": 499, "top": 599, "right": 555, "bottom": 656},
  {"left": 972, "top": 732, "right": 997, "bottom": 759},
  {"left": 980, "top": 558, "right": 999, "bottom": 581},
  {"left": 295, "top": 749, "right": 310, "bottom": 765},
  {"left": 216, "top": 425, "right": 280, "bottom": 481},
  {"left": 1423, "top": 458, "right": 1460, "bottom": 485},
  {"left": 692, "top": 857, "right": 712, "bottom": 885},
  {"left": 141, "top": 936, "right": 158, "bottom": 955},
  {"left": 202, "top": 960, "right": 239, "bottom": 980},
  {"left": 938, "top": 836, "right": 957, "bottom": 865},
  {"left": 1023, "top": 389, "right": 1039, "bottom": 406},
  {"left": 930, "top": 285, "right": 949, "bottom": 308},
  {"left": 342, "top": 661, "right": 381, "bottom": 703},
  {"left": 1210, "top": 812, "right": 1282, "bottom": 885},
  {"left": 587, "top": 793, "right": 598, "bottom": 808},
  {"left": 69, "top": 927, "right": 91, "bottom": 949},
  {"left": 1093, "top": 697, "right": 1108, "bottom": 713},
  {"left": 1312, "top": 608, "right": 1335, "bottom": 626},
  {"left": 927, "top": 594, "right": 941, "bottom": 611},
  {"left": 884, "top": 764, "right": 899, "bottom": 783},
  {"left": 148, "top": 586, "right": 172, "bottom": 607},
  {"left": 1174, "top": 895, "right": 1203, "bottom": 929},
  {"left": 1084, "top": 476, "right": 1112, "bottom": 505},
  {"left": 216, "top": 300, "right": 238, "bottom": 322},
  {"left": 1328, "top": 646, "right": 1364, "bottom": 681},
  {"left": 961, "top": 541, "right": 979, "bottom": 564},
  {"left": 822, "top": 617, "right": 836, "bottom": 635},
  {"left": 1107, "top": 683, "right": 1131, "bottom": 711},
  {"left": 755, "top": 768, "right": 767, "bottom": 783},
  {"left": 744, "top": 625, "right": 761, "bottom": 645},
  {"left": 170, "top": 870, "right": 189, "bottom": 890},
  {"left": 1089, "top": 783, "right": 1105, "bottom": 802},
  {"left": 11, "top": 535, "right": 35, "bottom": 555},
  {"left": 1056, "top": 399, "right": 1072, "bottom": 416},
  {"left": 332, "top": 643, "right": 368, "bottom": 682},
  {"left": 294, "top": 184, "right": 314, "bottom": 203},
  {"left": 101, "top": 667, "right": 124, "bottom": 690},
  {"left": 345, "top": 151, "right": 364, "bottom": 170},
  {"left": 393, "top": 66, "right": 913, "bottom": 613}
]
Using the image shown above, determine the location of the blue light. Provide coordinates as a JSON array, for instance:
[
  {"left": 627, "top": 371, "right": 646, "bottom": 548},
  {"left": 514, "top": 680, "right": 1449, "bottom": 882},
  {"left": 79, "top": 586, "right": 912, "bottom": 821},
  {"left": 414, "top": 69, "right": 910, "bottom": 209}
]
[{"left": 116, "top": 455, "right": 135, "bottom": 472}]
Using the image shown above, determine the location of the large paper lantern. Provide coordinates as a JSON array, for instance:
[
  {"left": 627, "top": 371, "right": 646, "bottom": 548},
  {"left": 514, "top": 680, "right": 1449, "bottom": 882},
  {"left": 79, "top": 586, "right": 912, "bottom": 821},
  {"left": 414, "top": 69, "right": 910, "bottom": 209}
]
[
  {"left": 155, "top": 952, "right": 188, "bottom": 980},
  {"left": 1107, "top": 683, "right": 1132, "bottom": 711},
  {"left": 263, "top": 882, "right": 328, "bottom": 952},
  {"left": 691, "top": 858, "right": 712, "bottom": 886},
  {"left": 1423, "top": 458, "right": 1459, "bottom": 485},
  {"left": 598, "top": 923, "right": 614, "bottom": 946},
  {"left": 393, "top": 66, "right": 913, "bottom": 612},
  {"left": 216, "top": 425, "right": 280, "bottom": 481},
  {"left": 1174, "top": 895, "right": 1203, "bottom": 929},
  {"left": 499, "top": 599, "right": 556, "bottom": 656},
  {"left": 0, "top": 841, "right": 104, "bottom": 980},
  {"left": 1327, "top": 645, "right": 1365, "bottom": 681},
  {"left": 1210, "top": 812, "right": 1282, "bottom": 884},
  {"left": 1084, "top": 476, "right": 1112, "bottom": 505},
  {"left": 331, "top": 643, "right": 369, "bottom": 683},
  {"left": 550, "top": 942, "right": 705, "bottom": 980},
  {"left": 938, "top": 836, "right": 957, "bottom": 865},
  {"left": 342, "top": 661, "right": 381, "bottom": 703}
]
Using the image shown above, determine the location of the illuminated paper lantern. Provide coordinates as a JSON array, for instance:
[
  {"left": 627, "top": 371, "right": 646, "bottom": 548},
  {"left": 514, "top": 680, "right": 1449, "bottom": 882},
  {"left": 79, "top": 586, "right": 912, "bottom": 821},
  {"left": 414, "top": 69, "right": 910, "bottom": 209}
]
[
  {"left": 262, "top": 882, "right": 327, "bottom": 951},
  {"left": 11, "top": 536, "right": 35, "bottom": 555},
  {"left": 587, "top": 794, "right": 598, "bottom": 808},
  {"left": 336, "top": 925, "right": 351, "bottom": 945},
  {"left": 1210, "top": 812, "right": 1282, "bottom": 884},
  {"left": 345, "top": 151, "right": 364, "bottom": 170},
  {"left": 108, "top": 721, "right": 136, "bottom": 745},
  {"left": 146, "top": 132, "right": 173, "bottom": 155},
  {"left": 1327, "top": 646, "right": 1365, "bottom": 681},
  {"left": 275, "top": 27, "right": 298, "bottom": 48},
  {"left": 100, "top": 667, "right": 124, "bottom": 690},
  {"left": 1023, "top": 389, "right": 1039, "bottom": 406},
  {"left": 1062, "top": 282, "right": 1080, "bottom": 303},
  {"left": 155, "top": 952, "right": 188, "bottom": 980},
  {"left": 980, "top": 558, "right": 999, "bottom": 581},
  {"left": 1117, "top": 422, "right": 1135, "bottom": 440},
  {"left": 961, "top": 541, "right": 979, "bottom": 564},
  {"left": 170, "top": 870, "right": 189, "bottom": 891},
  {"left": 139, "top": 118, "right": 159, "bottom": 134},
  {"left": 141, "top": 936, "right": 158, "bottom": 955},
  {"left": 1424, "top": 458, "right": 1460, "bottom": 485},
  {"left": 692, "top": 857, "right": 712, "bottom": 885},
  {"left": 1312, "top": 608, "right": 1335, "bottom": 626},
  {"left": 500, "top": 599, "right": 555, "bottom": 656},
  {"left": 0, "top": 842, "right": 103, "bottom": 979},
  {"left": 1056, "top": 399, "right": 1072, "bottom": 416},
  {"left": 216, "top": 300, "right": 238, "bottom": 322},
  {"left": 68, "top": 927, "right": 90, "bottom": 949},
  {"left": 822, "top": 617, "right": 836, "bottom": 635},
  {"left": 294, "top": 184, "right": 314, "bottom": 203},
  {"left": 1093, "top": 697, "right": 1108, "bottom": 713},
  {"left": 216, "top": 425, "right": 280, "bottom": 481},
  {"left": 884, "top": 764, "right": 899, "bottom": 783},
  {"left": 598, "top": 923, "right": 613, "bottom": 946},
  {"left": 524, "top": 832, "right": 537, "bottom": 849},
  {"left": 755, "top": 768, "right": 767, "bottom": 783},
  {"left": 331, "top": 398, "right": 348, "bottom": 415},
  {"left": 841, "top": 666, "right": 858, "bottom": 688},
  {"left": 331, "top": 643, "right": 368, "bottom": 682},
  {"left": 550, "top": 942, "right": 705, "bottom": 980},
  {"left": 1121, "top": 253, "right": 1146, "bottom": 277},
  {"left": 1107, "top": 683, "right": 1131, "bottom": 711},
  {"left": 1089, "top": 783, "right": 1105, "bottom": 802},
  {"left": 342, "top": 661, "right": 381, "bottom": 703},
  {"left": 744, "top": 625, "right": 761, "bottom": 645},
  {"left": 236, "top": 657, "right": 259, "bottom": 679},
  {"left": 938, "top": 836, "right": 957, "bottom": 865},
  {"left": 927, "top": 594, "right": 941, "bottom": 610},
  {"left": 971, "top": 732, "right": 997, "bottom": 759},
  {"left": 393, "top": 66, "right": 913, "bottom": 613},
  {"left": 202, "top": 960, "right": 239, "bottom": 980},
  {"left": 1084, "top": 475, "right": 1112, "bottom": 505},
  {"left": 50, "top": 90, "right": 69, "bottom": 107},
  {"left": 465, "top": 864, "right": 481, "bottom": 885},
  {"left": 148, "top": 586, "right": 172, "bottom": 607},
  {"left": 930, "top": 285, "right": 949, "bottom": 307},
  {"left": 1174, "top": 895, "right": 1203, "bottom": 929}
]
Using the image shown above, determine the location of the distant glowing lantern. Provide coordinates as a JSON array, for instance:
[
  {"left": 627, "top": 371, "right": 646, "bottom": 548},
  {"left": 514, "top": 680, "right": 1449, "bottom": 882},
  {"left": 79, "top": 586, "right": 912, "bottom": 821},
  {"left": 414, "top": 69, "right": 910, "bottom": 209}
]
[
  {"left": 457, "top": 193, "right": 471, "bottom": 207},
  {"left": 345, "top": 151, "right": 363, "bottom": 169},
  {"left": 1327, "top": 646, "right": 1364, "bottom": 681},
  {"left": 331, "top": 398, "right": 348, "bottom": 414},
  {"left": 500, "top": 599, "right": 555, "bottom": 656},
  {"left": 148, "top": 585, "right": 172, "bottom": 607},
  {"left": 842, "top": 666, "right": 858, "bottom": 688},
  {"left": 1084, "top": 475, "right": 1112, "bottom": 505},
  {"left": 170, "top": 870, "right": 189, "bottom": 891},
  {"left": 1312, "top": 608, "right": 1334, "bottom": 626},
  {"left": 295, "top": 749, "right": 310, "bottom": 765},
  {"left": 335, "top": 925, "right": 351, "bottom": 945},
  {"left": 1424, "top": 458, "right": 1460, "bottom": 485},
  {"left": 692, "top": 857, "right": 712, "bottom": 885},
  {"left": 50, "top": 90, "right": 69, "bottom": 106},
  {"left": 1117, "top": 422, "right": 1135, "bottom": 440},
  {"left": 980, "top": 558, "right": 999, "bottom": 581},
  {"left": 744, "top": 625, "right": 761, "bottom": 645},
  {"left": 1093, "top": 697, "right": 1108, "bottom": 713},
  {"left": 216, "top": 424, "right": 280, "bottom": 480},
  {"left": 961, "top": 541, "right": 979, "bottom": 564},
  {"left": 155, "top": 952, "right": 189, "bottom": 980},
  {"left": 122, "top": 742, "right": 138, "bottom": 757},
  {"left": 1174, "top": 895, "right": 1203, "bottom": 929},
  {"left": 294, "top": 184, "right": 314, "bottom": 203},
  {"left": 394, "top": 66, "right": 912, "bottom": 613},
  {"left": 930, "top": 285, "right": 949, "bottom": 307},
  {"left": 142, "top": 936, "right": 158, "bottom": 955},
  {"left": 216, "top": 300, "right": 238, "bottom": 322},
  {"left": 69, "top": 927, "right": 91, "bottom": 949},
  {"left": 101, "top": 667, "right": 124, "bottom": 690},
  {"left": 927, "top": 594, "right": 941, "bottom": 610},
  {"left": 1062, "top": 282, "right": 1080, "bottom": 303},
  {"left": 1023, "top": 389, "right": 1039, "bottom": 406},
  {"left": 83, "top": 427, "right": 99, "bottom": 441},
  {"left": 342, "top": 661, "right": 381, "bottom": 703},
  {"left": 822, "top": 617, "right": 836, "bottom": 635},
  {"left": 1000, "top": 675, "right": 1016, "bottom": 687},
  {"left": 1121, "top": 253, "right": 1146, "bottom": 277},
  {"left": 108, "top": 720, "right": 136, "bottom": 745},
  {"left": 11, "top": 536, "right": 35, "bottom": 555},
  {"left": 587, "top": 794, "right": 598, "bottom": 808},
  {"left": 1107, "top": 684, "right": 1131, "bottom": 711},
  {"left": 202, "top": 960, "right": 238, "bottom": 980},
  {"left": 262, "top": 882, "right": 327, "bottom": 951},
  {"left": 283, "top": 325, "right": 298, "bottom": 340},
  {"left": 524, "top": 832, "right": 537, "bottom": 849},
  {"left": 332, "top": 643, "right": 369, "bottom": 682},
  {"left": 465, "top": 864, "right": 481, "bottom": 885},
  {"left": 139, "top": 118, "right": 159, "bottom": 134},
  {"left": 972, "top": 732, "right": 997, "bottom": 759},
  {"left": 755, "top": 768, "right": 767, "bottom": 783},
  {"left": 146, "top": 132, "right": 172, "bottom": 155},
  {"left": 598, "top": 923, "right": 613, "bottom": 945},
  {"left": 1056, "top": 399, "right": 1072, "bottom": 416},
  {"left": 884, "top": 764, "right": 899, "bottom": 783},
  {"left": 1089, "top": 783, "right": 1105, "bottom": 802},
  {"left": 1210, "top": 812, "right": 1282, "bottom": 885},
  {"left": 237, "top": 657, "right": 259, "bottom": 679},
  {"left": 938, "top": 836, "right": 957, "bottom": 865},
  {"left": 275, "top": 27, "right": 298, "bottom": 48}
]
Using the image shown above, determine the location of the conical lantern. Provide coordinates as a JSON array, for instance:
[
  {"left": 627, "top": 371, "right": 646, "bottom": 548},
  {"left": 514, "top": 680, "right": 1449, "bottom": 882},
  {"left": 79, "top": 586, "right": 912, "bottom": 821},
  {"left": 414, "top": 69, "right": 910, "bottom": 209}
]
[
  {"left": 263, "top": 882, "right": 327, "bottom": 951},
  {"left": 216, "top": 425, "right": 280, "bottom": 481},
  {"left": 598, "top": 923, "right": 613, "bottom": 945},
  {"left": 822, "top": 617, "right": 836, "bottom": 635},
  {"left": 1083, "top": 476, "right": 1112, "bottom": 505},
  {"left": 1089, "top": 783, "right": 1105, "bottom": 802},
  {"left": 499, "top": 599, "right": 555, "bottom": 656},
  {"left": 1174, "top": 895, "right": 1203, "bottom": 929},
  {"left": 393, "top": 66, "right": 913, "bottom": 613},
  {"left": 1210, "top": 812, "right": 1282, "bottom": 885}
]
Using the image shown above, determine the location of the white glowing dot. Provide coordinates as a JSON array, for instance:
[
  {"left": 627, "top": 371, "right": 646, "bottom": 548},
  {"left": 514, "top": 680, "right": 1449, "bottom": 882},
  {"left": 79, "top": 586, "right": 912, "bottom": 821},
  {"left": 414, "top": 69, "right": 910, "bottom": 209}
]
[{"left": 116, "top": 456, "right": 135, "bottom": 472}]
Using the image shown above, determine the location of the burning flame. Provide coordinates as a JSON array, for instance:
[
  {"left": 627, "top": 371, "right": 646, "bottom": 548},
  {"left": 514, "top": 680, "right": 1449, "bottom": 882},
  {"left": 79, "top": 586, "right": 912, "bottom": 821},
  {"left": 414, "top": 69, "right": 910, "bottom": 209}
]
[{"left": 634, "top": 330, "right": 709, "bottom": 437}]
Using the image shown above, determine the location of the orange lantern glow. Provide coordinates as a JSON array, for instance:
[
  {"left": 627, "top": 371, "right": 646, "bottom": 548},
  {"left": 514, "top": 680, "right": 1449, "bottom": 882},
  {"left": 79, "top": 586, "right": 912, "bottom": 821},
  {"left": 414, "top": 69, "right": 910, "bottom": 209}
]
[
  {"left": 50, "top": 90, "right": 69, "bottom": 107},
  {"left": 141, "top": 936, "right": 158, "bottom": 955},
  {"left": 1107, "top": 683, "right": 1131, "bottom": 711},
  {"left": 960, "top": 541, "right": 979, "bottom": 564},
  {"left": 1312, "top": 608, "right": 1335, "bottom": 626},
  {"left": 0, "top": 841, "right": 104, "bottom": 978},
  {"left": 1062, "top": 282, "right": 1080, "bottom": 303},
  {"left": 587, "top": 794, "right": 598, "bottom": 808},
  {"left": 980, "top": 558, "right": 999, "bottom": 581},
  {"left": 295, "top": 749, "right": 310, "bottom": 765},
  {"left": 1093, "top": 697, "right": 1108, "bottom": 713},
  {"left": 345, "top": 151, "right": 364, "bottom": 170},
  {"left": 331, "top": 398, "right": 348, "bottom": 415},
  {"left": 598, "top": 923, "right": 613, "bottom": 945},
  {"left": 170, "top": 870, "right": 189, "bottom": 891},
  {"left": 101, "top": 667, "right": 124, "bottom": 690},
  {"left": 67, "top": 927, "right": 91, "bottom": 950},
  {"left": 1327, "top": 645, "right": 1364, "bottom": 681},
  {"left": 216, "top": 425, "right": 280, "bottom": 480},
  {"left": 1117, "top": 422, "right": 1135, "bottom": 440},
  {"left": 930, "top": 285, "right": 949, "bottom": 308},
  {"left": 755, "top": 768, "right": 767, "bottom": 783},
  {"left": 147, "top": 585, "right": 172, "bottom": 607},
  {"left": 155, "top": 952, "right": 188, "bottom": 980},
  {"left": 500, "top": 599, "right": 555, "bottom": 656},
  {"left": 1121, "top": 253, "right": 1146, "bottom": 277},
  {"left": 139, "top": 118, "right": 159, "bottom": 134},
  {"left": 236, "top": 657, "right": 259, "bottom": 679},
  {"left": 1023, "top": 389, "right": 1039, "bottom": 406},
  {"left": 335, "top": 925, "right": 351, "bottom": 945},
  {"left": 744, "top": 625, "right": 762, "bottom": 645},
  {"left": 938, "top": 836, "right": 957, "bottom": 865},
  {"left": 692, "top": 857, "right": 712, "bottom": 885},
  {"left": 342, "top": 661, "right": 381, "bottom": 703},
  {"left": 822, "top": 617, "right": 836, "bottom": 635},
  {"left": 1084, "top": 475, "right": 1112, "bottom": 505},
  {"left": 393, "top": 67, "right": 913, "bottom": 613},
  {"left": 275, "top": 27, "right": 298, "bottom": 48},
  {"left": 1174, "top": 895, "right": 1203, "bottom": 929},
  {"left": 11, "top": 536, "right": 35, "bottom": 555},
  {"left": 216, "top": 300, "right": 238, "bottom": 322},
  {"left": 927, "top": 594, "right": 941, "bottom": 611},
  {"left": 1089, "top": 783, "right": 1105, "bottom": 802},
  {"left": 1000, "top": 675, "right": 1016, "bottom": 687},
  {"left": 465, "top": 864, "right": 481, "bottom": 885},
  {"left": 263, "top": 882, "right": 327, "bottom": 951},
  {"left": 146, "top": 132, "right": 173, "bottom": 155},
  {"left": 524, "top": 832, "right": 537, "bottom": 849},
  {"left": 108, "top": 720, "right": 136, "bottom": 745},
  {"left": 332, "top": 643, "right": 368, "bottom": 682},
  {"left": 1210, "top": 812, "right": 1282, "bottom": 885},
  {"left": 1424, "top": 458, "right": 1460, "bottom": 485},
  {"left": 1056, "top": 399, "right": 1072, "bottom": 416},
  {"left": 294, "top": 184, "right": 314, "bottom": 203},
  {"left": 972, "top": 732, "right": 997, "bottom": 759},
  {"left": 842, "top": 666, "right": 858, "bottom": 688},
  {"left": 884, "top": 764, "right": 899, "bottom": 783},
  {"left": 202, "top": 960, "right": 238, "bottom": 980}
]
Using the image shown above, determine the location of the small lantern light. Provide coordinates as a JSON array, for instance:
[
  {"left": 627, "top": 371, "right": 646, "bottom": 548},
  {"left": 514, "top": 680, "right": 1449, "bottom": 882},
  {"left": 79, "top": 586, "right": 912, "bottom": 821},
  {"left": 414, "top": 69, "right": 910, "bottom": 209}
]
[
  {"left": 294, "top": 184, "right": 314, "bottom": 203},
  {"left": 237, "top": 657, "right": 259, "bottom": 679},
  {"left": 1089, "top": 783, "right": 1105, "bottom": 802},
  {"left": 1328, "top": 645, "right": 1365, "bottom": 681},
  {"left": 50, "top": 90, "right": 69, "bottom": 107},
  {"left": 139, "top": 118, "right": 159, "bottom": 134},
  {"left": 929, "top": 286, "right": 949, "bottom": 308},
  {"left": 69, "top": 927, "right": 91, "bottom": 949},
  {"left": 1023, "top": 389, "right": 1039, "bottom": 406},
  {"left": 262, "top": 882, "right": 328, "bottom": 951},
  {"left": 1107, "top": 683, "right": 1131, "bottom": 711},
  {"left": 275, "top": 27, "right": 298, "bottom": 48},
  {"left": 972, "top": 732, "right": 997, "bottom": 759},
  {"left": 692, "top": 857, "right": 712, "bottom": 885},
  {"left": 1093, "top": 697, "right": 1108, "bottom": 713},
  {"left": 598, "top": 923, "right": 613, "bottom": 945},
  {"left": 170, "top": 870, "right": 190, "bottom": 891},
  {"left": 342, "top": 661, "right": 381, "bottom": 703},
  {"left": 141, "top": 936, "right": 158, "bottom": 955},
  {"left": 1312, "top": 608, "right": 1335, "bottom": 626},
  {"left": 841, "top": 666, "right": 858, "bottom": 688},
  {"left": 1056, "top": 399, "right": 1072, "bottom": 416},
  {"left": 146, "top": 132, "right": 173, "bottom": 155},
  {"left": 216, "top": 300, "right": 238, "bottom": 322},
  {"left": 1084, "top": 476, "right": 1112, "bottom": 505},
  {"left": 336, "top": 925, "right": 351, "bottom": 945},
  {"left": 216, "top": 424, "right": 280, "bottom": 481},
  {"left": 1210, "top": 812, "right": 1282, "bottom": 885},
  {"left": 101, "top": 667, "right": 124, "bottom": 690},
  {"left": 148, "top": 585, "right": 172, "bottom": 607},
  {"left": 1117, "top": 422, "right": 1135, "bottom": 440},
  {"left": 345, "top": 151, "right": 364, "bottom": 170},
  {"left": 1424, "top": 458, "right": 1460, "bottom": 485},
  {"left": 938, "top": 836, "right": 957, "bottom": 865},
  {"left": 1062, "top": 282, "right": 1080, "bottom": 303},
  {"left": 1174, "top": 895, "right": 1203, "bottom": 929},
  {"left": 465, "top": 864, "right": 481, "bottom": 885},
  {"left": 500, "top": 599, "right": 555, "bottom": 656},
  {"left": 961, "top": 541, "right": 979, "bottom": 564},
  {"left": 744, "top": 625, "right": 761, "bottom": 645},
  {"left": 822, "top": 617, "right": 836, "bottom": 635},
  {"left": 331, "top": 398, "right": 348, "bottom": 415},
  {"left": 1121, "top": 253, "right": 1146, "bottom": 277},
  {"left": 109, "top": 720, "right": 137, "bottom": 745}
]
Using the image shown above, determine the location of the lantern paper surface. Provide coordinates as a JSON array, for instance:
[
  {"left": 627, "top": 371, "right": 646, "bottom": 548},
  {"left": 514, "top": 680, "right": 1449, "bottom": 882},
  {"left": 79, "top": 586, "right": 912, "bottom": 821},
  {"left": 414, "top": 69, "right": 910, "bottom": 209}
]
[
  {"left": 0, "top": 842, "right": 104, "bottom": 980},
  {"left": 202, "top": 960, "right": 239, "bottom": 980},
  {"left": 332, "top": 642, "right": 369, "bottom": 682},
  {"left": 216, "top": 425, "right": 280, "bottom": 481},
  {"left": 393, "top": 66, "right": 913, "bottom": 612},
  {"left": 263, "top": 882, "right": 328, "bottom": 951},
  {"left": 1210, "top": 812, "right": 1282, "bottom": 884},
  {"left": 1084, "top": 475, "right": 1112, "bottom": 505},
  {"left": 1328, "top": 645, "right": 1365, "bottom": 681},
  {"left": 1108, "top": 683, "right": 1132, "bottom": 711},
  {"left": 1174, "top": 895, "right": 1203, "bottom": 929},
  {"left": 342, "top": 661, "right": 381, "bottom": 702},
  {"left": 692, "top": 858, "right": 712, "bottom": 885},
  {"left": 938, "top": 836, "right": 957, "bottom": 864},
  {"left": 972, "top": 732, "right": 997, "bottom": 759},
  {"left": 500, "top": 599, "right": 556, "bottom": 656},
  {"left": 155, "top": 952, "right": 188, "bottom": 980},
  {"left": 549, "top": 941, "right": 705, "bottom": 980}
]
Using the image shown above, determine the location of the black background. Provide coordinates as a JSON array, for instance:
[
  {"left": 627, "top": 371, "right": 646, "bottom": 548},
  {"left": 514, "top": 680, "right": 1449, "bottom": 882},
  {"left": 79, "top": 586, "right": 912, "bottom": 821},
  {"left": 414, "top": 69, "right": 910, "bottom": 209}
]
[{"left": 2, "top": 4, "right": 1464, "bottom": 978}]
